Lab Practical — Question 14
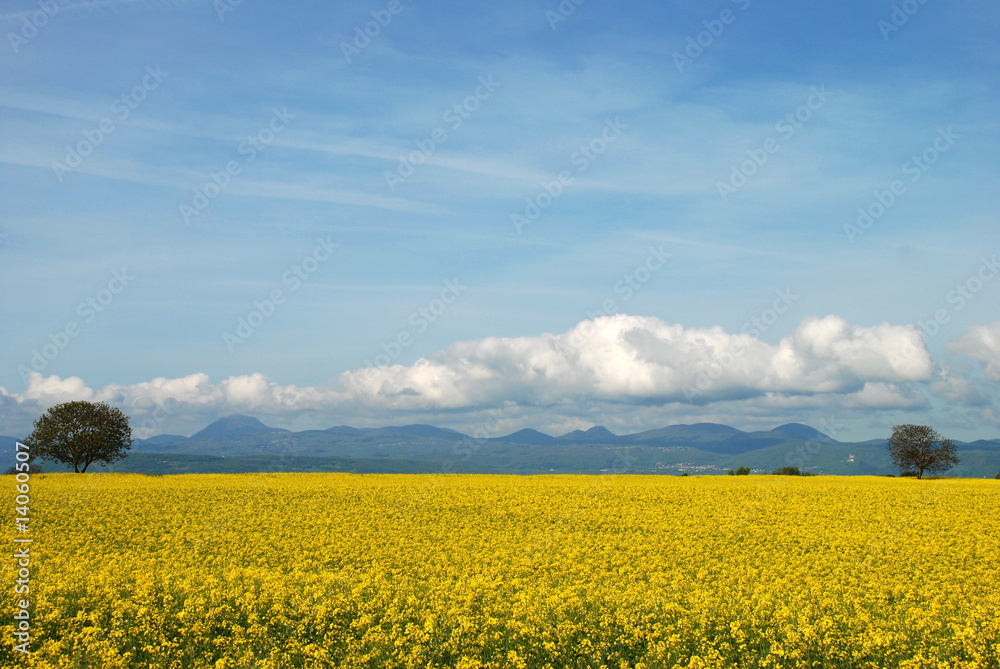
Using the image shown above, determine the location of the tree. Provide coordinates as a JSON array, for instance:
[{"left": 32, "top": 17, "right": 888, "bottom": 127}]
[
  {"left": 886, "top": 424, "right": 958, "bottom": 479},
  {"left": 25, "top": 401, "right": 132, "bottom": 473}
]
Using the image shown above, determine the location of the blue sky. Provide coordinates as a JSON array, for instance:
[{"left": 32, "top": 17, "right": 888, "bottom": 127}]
[{"left": 1, "top": 0, "right": 998, "bottom": 441}]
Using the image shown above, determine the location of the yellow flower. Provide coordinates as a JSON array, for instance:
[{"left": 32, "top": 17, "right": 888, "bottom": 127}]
[{"left": 2, "top": 473, "right": 997, "bottom": 668}]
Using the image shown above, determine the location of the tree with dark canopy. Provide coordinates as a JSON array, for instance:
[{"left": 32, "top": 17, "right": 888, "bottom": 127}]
[
  {"left": 25, "top": 401, "right": 132, "bottom": 473},
  {"left": 886, "top": 424, "right": 958, "bottom": 479}
]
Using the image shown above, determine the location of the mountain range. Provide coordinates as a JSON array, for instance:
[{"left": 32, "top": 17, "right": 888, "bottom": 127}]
[
  {"left": 5, "top": 415, "right": 1000, "bottom": 477},
  {"left": 143, "top": 415, "right": 840, "bottom": 450}
]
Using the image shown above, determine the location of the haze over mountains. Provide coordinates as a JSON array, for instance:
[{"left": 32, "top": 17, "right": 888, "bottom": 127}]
[{"left": 7, "top": 415, "right": 998, "bottom": 478}]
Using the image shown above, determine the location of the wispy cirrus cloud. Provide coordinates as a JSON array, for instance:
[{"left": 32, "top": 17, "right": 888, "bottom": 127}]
[{"left": 0, "top": 0, "right": 204, "bottom": 21}]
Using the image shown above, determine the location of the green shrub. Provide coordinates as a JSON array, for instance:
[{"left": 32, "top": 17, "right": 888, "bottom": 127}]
[
  {"left": 727, "top": 466, "right": 751, "bottom": 476},
  {"left": 770, "top": 466, "right": 817, "bottom": 476}
]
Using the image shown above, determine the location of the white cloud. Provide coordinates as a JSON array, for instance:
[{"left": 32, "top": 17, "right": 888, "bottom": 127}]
[
  {"left": 337, "top": 314, "right": 933, "bottom": 409},
  {"left": 20, "top": 373, "right": 96, "bottom": 404},
  {"left": 0, "top": 315, "right": 940, "bottom": 438},
  {"left": 0, "top": 372, "right": 343, "bottom": 438},
  {"left": 841, "top": 382, "right": 928, "bottom": 410},
  {"left": 949, "top": 322, "right": 1000, "bottom": 381},
  {"left": 929, "top": 368, "right": 992, "bottom": 406}
]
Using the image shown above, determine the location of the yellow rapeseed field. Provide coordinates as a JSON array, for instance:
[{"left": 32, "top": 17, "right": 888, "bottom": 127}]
[{"left": 3, "top": 473, "right": 999, "bottom": 668}]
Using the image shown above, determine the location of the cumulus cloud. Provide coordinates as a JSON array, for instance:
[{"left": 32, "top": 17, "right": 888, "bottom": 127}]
[
  {"left": 17, "top": 371, "right": 338, "bottom": 413},
  {"left": 929, "top": 368, "right": 991, "bottom": 406},
  {"left": 336, "top": 314, "right": 933, "bottom": 409},
  {"left": 0, "top": 372, "right": 342, "bottom": 438},
  {"left": 0, "top": 314, "right": 939, "bottom": 437},
  {"left": 949, "top": 322, "right": 1000, "bottom": 381},
  {"left": 841, "top": 382, "right": 928, "bottom": 410}
]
